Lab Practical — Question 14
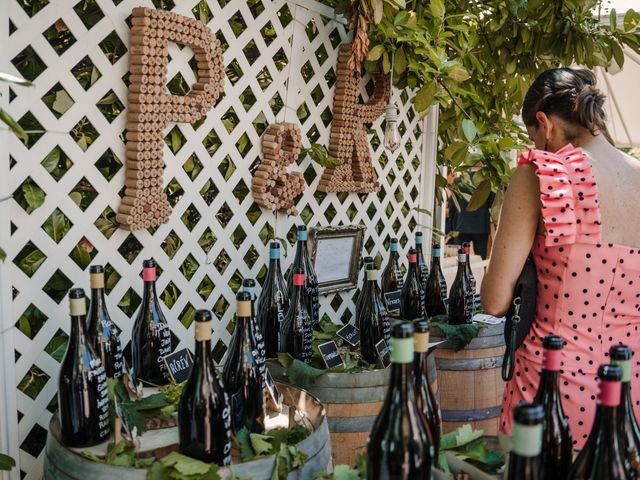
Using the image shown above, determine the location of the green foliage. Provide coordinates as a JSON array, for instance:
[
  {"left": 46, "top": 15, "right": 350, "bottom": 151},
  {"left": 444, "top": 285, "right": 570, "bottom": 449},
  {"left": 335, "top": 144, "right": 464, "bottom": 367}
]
[
  {"left": 147, "top": 452, "right": 221, "bottom": 480},
  {"left": 299, "top": 144, "right": 340, "bottom": 168},
  {"left": 332, "top": 0, "right": 640, "bottom": 196},
  {"left": 112, "top": 381, "right": 174, "bottom": 435},
  {"left": 159, "top": 381, "right": 185, "bottom": 407},
  {"left": 438, "top": 424, "right": 504, "bottom": 474},
  {"left": 430, "top": 316, "right": 483, "bottom": 351},
  {"left": 81, "top": 440, "right": 155, "bottom": 469},
  {"left": 0, "top": 453, "right": 16, "bottom": 471},
  {"left": 313, "top": 453, "right": 367, "bottom": 479}
]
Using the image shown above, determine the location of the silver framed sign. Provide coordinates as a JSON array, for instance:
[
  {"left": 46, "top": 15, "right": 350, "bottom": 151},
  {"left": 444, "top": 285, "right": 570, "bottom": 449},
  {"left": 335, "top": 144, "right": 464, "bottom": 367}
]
[{"left": 309, "top": 225, "right": 366, "bottom": 295}]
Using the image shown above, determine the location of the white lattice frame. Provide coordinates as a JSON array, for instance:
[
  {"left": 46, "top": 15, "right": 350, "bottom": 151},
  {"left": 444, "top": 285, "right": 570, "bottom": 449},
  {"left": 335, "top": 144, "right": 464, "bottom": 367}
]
[{"left": 0, "top": 1, "right": 438, "bottom": 478}]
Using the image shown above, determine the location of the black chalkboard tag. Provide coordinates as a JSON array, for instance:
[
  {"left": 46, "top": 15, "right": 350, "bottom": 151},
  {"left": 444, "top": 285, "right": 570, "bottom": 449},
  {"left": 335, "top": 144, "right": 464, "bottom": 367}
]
[
  {"left": 383, "top": 290, "right": 402, "bottom": 314},
  {"left": 163, "top": 348, "right": 193, "bottom": 383},
  {"left": 337, "top": 323, "right": 360, "bottom": 346},
  {"left": 318, "top": 341, "right": 344, "bottom": 369},
  {"left": 375, "top": 339, "right": 391, "bottom": 369},
  {"left": 265, "top": 368, "right": 283, "bottom": 412}
]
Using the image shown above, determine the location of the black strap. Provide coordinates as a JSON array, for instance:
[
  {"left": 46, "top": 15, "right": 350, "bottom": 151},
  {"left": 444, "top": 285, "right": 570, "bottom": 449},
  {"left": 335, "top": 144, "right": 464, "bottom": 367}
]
[{"left": 502, "top": 297, "right": 521, "bottom": 381}]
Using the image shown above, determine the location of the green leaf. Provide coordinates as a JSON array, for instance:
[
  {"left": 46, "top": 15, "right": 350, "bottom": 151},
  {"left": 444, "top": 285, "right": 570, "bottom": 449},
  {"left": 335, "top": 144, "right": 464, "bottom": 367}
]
[
  {"left": 440, "top": 424, "right": 485, "bottom": 450},
  {"left": 466, "top": 179, "right": 491, "bottom": 212},
  {"left": 52, "top": 90, "right": 74, "bottom": 115},
  {"left": 413, "top": 207, "right": 432, "bottom": 216},
  {"left": 414, "top": 81, "right": 437, "bottom": 113},
  {"left": 431, "top": 320, "right": 482, "bottom": 352},
  {"left": 48, "top": 336, "right": 68, "bottom": 362},
  {"left": 287, "top": 358, "right": 325, "bottom": 389},
  {"left": 77, "top": 134, "right": 88, "bottom": 151},
  {"left": 430, "top": 0, "right": 445, "bottom": 19},
  {"left": 382, "top": 51, "right": 391, "bottom": 74},
  {"left": 0, "top": 247, "right": 5, "bottom": 262},
  {"left": 461, "top": 119, "right": 478, "bottom": 142},
  {"left": 444, "top": 141, "right": 469, "bottom": 167},
  {"left": 237, "top": 427, "right": 255, "bottom": 460},
  {"left": 43, "top": 209, "right": 69, "bottom": 243},
  {"left": 0, "top": 72, "right": 32, "bottom": 86},
  {"left": 447, "top": 66, "right": 470, "bottom": 82},
  {"left": 372, "top": 0, "right": 383, "bottom": 24},
  {"left": 0, "top": 107, "right": 28, "bottom": 142},
  {"left": 41, "top": 148, "right": 60, "bottom": 173},
  {"left": 159, "top": 451, "right": 212, "bottom": 476},
  {"left": 69, "top": 192, "right": 82, "bottom": 206},
  {"left": 394, "top": 48, "right": 407, "bottom": 75},
  {"left": 18, "top": 249, "right": 46, "bottom": 276},
  {"left": 18, "top": 316, "right": 31, "bottom": 338},
  {"left": 624, "top": 9, "right": 640, "bottom": 32},
  {"left": 610, "top": 8, "right": 617, "bottom": 30},
  {"left": 0, "top": 453, "right": 16, "bottom": 471},
  {"left": 250, "top": 433, "right": 274, "bottom": 456},
  {"left": 612, "top": 41, "right": 625, "bottom": 69},
  {"left": 367, "top": 45, "right": 385, "bottom": 61}
]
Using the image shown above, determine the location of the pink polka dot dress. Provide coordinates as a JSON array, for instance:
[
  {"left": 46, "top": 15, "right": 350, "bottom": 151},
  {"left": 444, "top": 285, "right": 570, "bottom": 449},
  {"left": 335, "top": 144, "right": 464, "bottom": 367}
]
[{"left": 499, "top": 145, "right": 640, "bottom": 449}]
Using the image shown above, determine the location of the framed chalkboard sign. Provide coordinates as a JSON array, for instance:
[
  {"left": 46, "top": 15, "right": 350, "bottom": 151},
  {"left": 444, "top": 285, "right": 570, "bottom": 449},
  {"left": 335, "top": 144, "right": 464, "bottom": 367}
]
[
  {"left": 337, "top": 323, "right": 360, "bottom": 346},
  {"left": 318, "top": 341, "right": 344, "bottom": 369},
  {"left": 309, "top": 225, "right": 366, "bottom": 295},
  {"left": 163, "top": 348, "right": 193, "bottom": 383}
]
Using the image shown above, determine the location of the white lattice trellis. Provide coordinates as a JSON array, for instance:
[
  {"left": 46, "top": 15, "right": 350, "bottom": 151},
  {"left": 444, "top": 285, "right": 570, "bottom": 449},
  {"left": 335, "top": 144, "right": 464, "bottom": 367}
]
[{"left": 0, "top": 0, "right": 434, "bottom": 478}]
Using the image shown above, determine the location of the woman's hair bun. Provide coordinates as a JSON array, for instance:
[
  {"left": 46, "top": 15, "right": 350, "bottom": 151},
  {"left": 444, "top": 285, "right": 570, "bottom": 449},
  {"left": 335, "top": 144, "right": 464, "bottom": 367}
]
[{"left": 522, "top": 67, "right": 608, "bottom": 137}]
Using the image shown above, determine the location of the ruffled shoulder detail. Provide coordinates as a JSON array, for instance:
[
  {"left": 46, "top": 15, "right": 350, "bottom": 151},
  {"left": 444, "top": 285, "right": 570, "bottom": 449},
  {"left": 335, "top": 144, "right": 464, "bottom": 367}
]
[{"left": 517, "top": 144, "right": 601, "bottom": 247}]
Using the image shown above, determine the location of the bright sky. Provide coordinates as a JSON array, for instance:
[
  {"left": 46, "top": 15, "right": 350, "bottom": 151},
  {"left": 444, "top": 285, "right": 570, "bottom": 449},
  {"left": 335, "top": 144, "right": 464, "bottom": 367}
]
[{"left": 599, "top": 0, "right": 639, "bottom": 13}]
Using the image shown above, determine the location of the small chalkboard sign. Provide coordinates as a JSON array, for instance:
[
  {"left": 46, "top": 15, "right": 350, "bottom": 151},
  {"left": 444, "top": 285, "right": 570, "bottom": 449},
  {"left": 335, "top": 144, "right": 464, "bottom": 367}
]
[
  {"left": 318, "top": 341, "right": 344, "bottom": 369},
  {"left": 337, "top": 323, "right": 360, "bottom": 346},
  {"left": 264, "top": 369, "right": 283, "bottom": 412},
  {"left": 163, "top": 348, "right": 193, "bottom": 383},
  {"left": 375, "top": 339, "right": 391, "bottom": 369},
  {"left": 384, "top": 290, "right": 402, "bottom": 314}
]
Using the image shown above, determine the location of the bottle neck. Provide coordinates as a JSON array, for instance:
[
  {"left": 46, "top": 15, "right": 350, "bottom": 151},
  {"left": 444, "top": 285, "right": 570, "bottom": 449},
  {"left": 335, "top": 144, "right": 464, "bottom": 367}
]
[
  {"left": 511, "top": 421, "right": 543, "bottom": 457},
  {"left": 69, "top": 314, "right": 88, "bottom": 345},
  {"left": 143, "top": 279, "right": 158, "bottom": 301},
  {"left": 90, "top": 287, "right": 107, "bottom": 311},
  {"left": 535, "top": 369, "right": 560, "bottom": 403}
]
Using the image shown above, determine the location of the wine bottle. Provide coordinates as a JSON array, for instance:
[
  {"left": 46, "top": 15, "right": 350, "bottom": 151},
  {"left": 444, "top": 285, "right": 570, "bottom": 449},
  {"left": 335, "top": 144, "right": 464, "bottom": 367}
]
[
  {"left": 222, "top": 292, "right": 266, "bottom": 433},
  {"left": 568, "top": 364, "right": 629, "bottom": 479},
  {"left": 178, "top": 309, "right": 232, "bottom": 464},
  {"left": 58, "top": 288, "right": 110, "bottom": 447},
  {"left": 286, "top": 226, "right": 320, "bottom": 328},
  {"left": 279, "top": 268, "right": 312, "bottom": 363},
  {"left": 400, "top": 248, "right": 423, "bottom": 321},
  {"left": 424, "top": 244, "right": 448, "bottom": 318},
  {"left": 131, "top": 258, "right": 172, "bottom": 386},
  {"left": 87, "top": 265, "right": 123, "bottom": 379},
  {"left": 355, "top": 256, "right": 375, "bottom": 318},
  {"left": 367, "top": 322, "right": 433, "bottom": 479},
  {"left": 506, "top": 403, "right": 544, "bottom": 480},
  {"left": 463, "top": 242, "right": 477, "bottom": 315},
  {"left": 610, "top": 344, "right": 640, "bottom": 477},
  {"left": 381, "top": 238, "right": 404, "bottom": 316},
  {"left": 533, "top": 334, "right": 573, "bottom": 479},
  {"left": 256, "top": 242, "right": 289, "bottom": 359},
  {"left": 415, "top": 231, "right": 429, "bottom": 285},
  {"left": 242, "top": 278, "right": 266, "bottom": 380},
  {"left": 448, "top": 248, "right": 472, "bottom": 325},
  {"left": 413, "top": 319, "right": 441, "bottom": 461},
  {"left": 358, "top": 264, "right": 391, "bottom": 364}
]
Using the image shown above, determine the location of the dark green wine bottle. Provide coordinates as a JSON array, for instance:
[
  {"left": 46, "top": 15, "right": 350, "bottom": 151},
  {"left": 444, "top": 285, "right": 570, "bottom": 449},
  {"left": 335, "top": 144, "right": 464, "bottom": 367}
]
[
  {"left": 448, "top": 249, "right": 472, "bottom": 325},
  {"left": 286, "top": 226, "right": 320, "bottom": 328},
  {"left": 381, "top": 238, "right": 404, "bottom": 317},
  {"left": 178, "top": 310, "right": 231, "bottom": 464},
  {"left": 367, "top": 321, "right": 433, "bottom": 479},
  {"left": 279, "top": 268, "right": 312, "bottom": 363},
  {"left": 506, "top": 403, "right": 544, "bottom": 480},
  {"left": 400, "top": 248, "right": 423, "bottom": 321},
  {"left": 58, "top": 288, "right": 111, "bottom": 447},
  {"left": 87, "top": 265, "right": 123, "bottom": 379},
  {"left": 358, "top": 264, "right": 391, "bottom": 364},
  {"left": 424, "top": 244, "right": 447, "bottom": 318}
]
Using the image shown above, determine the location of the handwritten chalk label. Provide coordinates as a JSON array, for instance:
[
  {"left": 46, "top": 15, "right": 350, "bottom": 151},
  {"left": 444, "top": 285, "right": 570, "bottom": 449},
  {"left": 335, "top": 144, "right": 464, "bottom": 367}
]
[
  {"left": 375, "top": 339, "right": 391, "bottom": 369},
  {"left": 383, "top": 290, "right": 402, "bottom": 314},
  {"left": 318, "top": 341, "right": 344, "bottom": 369},
  {"left": 264, "top": 368, "right": 282, "bottom": 411},
  {"left": 337, "top": 323, "right": 360, "bottom": 346},
  {"left": 162, "top": 348, "right": 193, "bottom": 384}
]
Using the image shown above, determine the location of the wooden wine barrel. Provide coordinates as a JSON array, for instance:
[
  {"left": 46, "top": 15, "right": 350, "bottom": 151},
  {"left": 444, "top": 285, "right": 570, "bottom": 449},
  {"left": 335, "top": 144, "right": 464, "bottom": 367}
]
[
  {"left": 268, "top": 353, "right": 437, "bottom": 467},
  {"left": 432, "top": 322, "right": 505, "bottom": 436},
  {"left": 43, "top": 383, "right": 331, "bottom": 480}
]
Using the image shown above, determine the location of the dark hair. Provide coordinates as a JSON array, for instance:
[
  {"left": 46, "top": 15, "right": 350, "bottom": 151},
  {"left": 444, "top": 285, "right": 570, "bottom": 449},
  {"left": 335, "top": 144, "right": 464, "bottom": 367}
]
[{"left": 522, "top": 68, "right": 609, "bottom": 139}]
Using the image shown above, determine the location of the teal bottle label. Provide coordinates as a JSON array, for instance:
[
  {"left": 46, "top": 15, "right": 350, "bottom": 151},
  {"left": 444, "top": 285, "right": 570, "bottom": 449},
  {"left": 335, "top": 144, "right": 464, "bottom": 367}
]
[
  {"left": 390, "top": 242, "right": 398, "bottom": 252},
  {"left": 270, "top": 247, "right": 280, "bottom": 259},
  {"left": 416, "top": 235, "right": 423, "bottom": 245},
  {"left": 390, "top": 337, "right": 413, "bottom": 364},
  {"left": 297, "top": 230, "right": 308, "bottom": 241},
  {"left": 432, "top": 246, "right": 441, "bottom": 258},
  {"left": 511, "top": 423, "right": 543, "bottom": 457},
  {"left": 612, "top": 359, "right": 631, "bottom": 382}
]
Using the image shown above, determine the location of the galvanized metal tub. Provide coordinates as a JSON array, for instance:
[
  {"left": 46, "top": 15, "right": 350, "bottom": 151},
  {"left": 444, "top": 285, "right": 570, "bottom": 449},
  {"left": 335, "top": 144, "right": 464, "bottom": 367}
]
[{"left": 43, "top": 383, "right": 331, "bottom": 480}]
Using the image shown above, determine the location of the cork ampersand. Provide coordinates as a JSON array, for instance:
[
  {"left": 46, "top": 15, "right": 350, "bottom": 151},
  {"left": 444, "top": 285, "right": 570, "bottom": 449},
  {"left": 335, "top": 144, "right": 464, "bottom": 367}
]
[
  {"left": 251, "top": 123, "right": 305, "bottom": 216},
  {"left": 118, "top": 7, "right": 224, "bottom": 230},
  {"left": 317, "top": 43, "right": 390, "bottom": 193}
]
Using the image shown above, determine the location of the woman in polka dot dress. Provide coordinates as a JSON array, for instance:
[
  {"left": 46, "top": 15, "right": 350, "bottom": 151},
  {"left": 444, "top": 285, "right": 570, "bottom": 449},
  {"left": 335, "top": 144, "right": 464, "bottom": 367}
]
[{"left": 482, "top": 68, "right": 640, "bottom": 449}]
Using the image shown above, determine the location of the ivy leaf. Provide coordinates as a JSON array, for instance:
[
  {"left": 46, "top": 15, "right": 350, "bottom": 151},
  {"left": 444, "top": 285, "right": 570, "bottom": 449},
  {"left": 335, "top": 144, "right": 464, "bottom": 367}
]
[
  {"left": 250, "top": 433, "right": 274, "bottom": 456},
  {"left": 0, "top": 453, "right": 16, "bottom": 471},
  {"left": 461, "top": 119, "right": 478, "bottom": 142},
  {"left": 466, "top": 179, "right": 491, "bottom": 212},
  {"left": 366, "top": 44, "right": 385, "bottom": 61},
  {"left": 0, "top": 107, "right": 28, "bottom": 142}
]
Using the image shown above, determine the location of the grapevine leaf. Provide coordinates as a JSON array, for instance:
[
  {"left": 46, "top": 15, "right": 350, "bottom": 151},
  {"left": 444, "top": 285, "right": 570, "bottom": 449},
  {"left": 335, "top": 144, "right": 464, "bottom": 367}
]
[
  {"left": 430, "top": 321, "right": 482, "bottom": 352},
  {"left": 159, "top": 451, "right": 212, "bottom": 476}
]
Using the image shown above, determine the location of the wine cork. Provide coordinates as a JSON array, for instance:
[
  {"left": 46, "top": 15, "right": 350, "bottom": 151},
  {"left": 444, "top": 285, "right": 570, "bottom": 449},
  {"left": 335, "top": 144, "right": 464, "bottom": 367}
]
[{"left": 116, "top": 213, "right": 134, "bottom": 225}]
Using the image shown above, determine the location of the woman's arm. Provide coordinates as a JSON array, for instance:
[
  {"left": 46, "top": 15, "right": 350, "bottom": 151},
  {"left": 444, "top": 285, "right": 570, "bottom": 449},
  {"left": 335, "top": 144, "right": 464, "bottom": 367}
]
[{"left": 480, "top": 163, "right": 540, "bottom": 316}]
